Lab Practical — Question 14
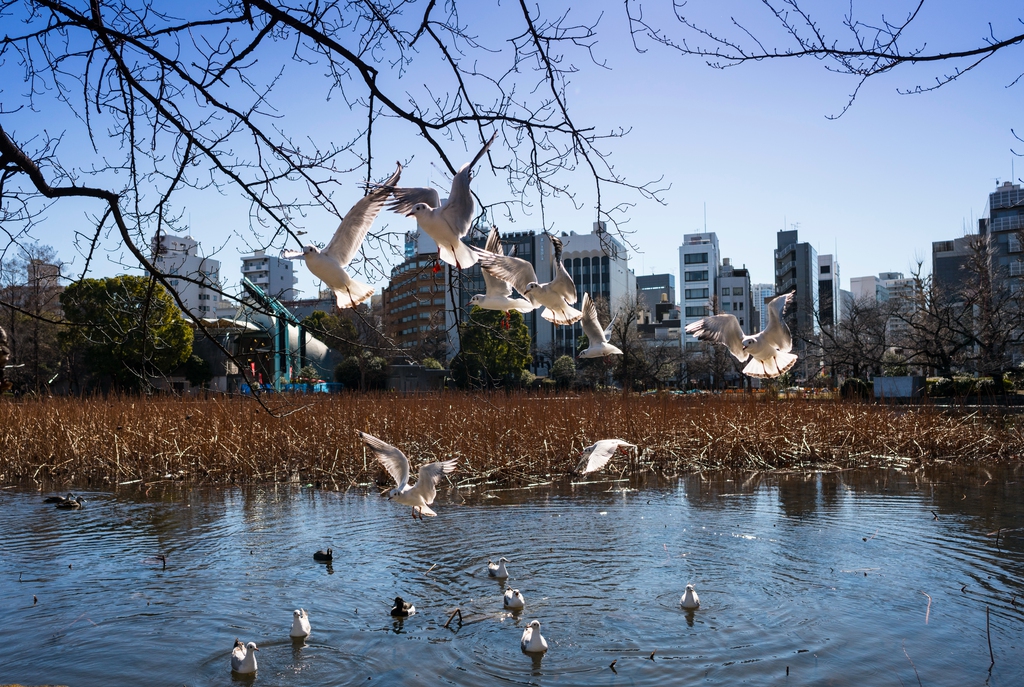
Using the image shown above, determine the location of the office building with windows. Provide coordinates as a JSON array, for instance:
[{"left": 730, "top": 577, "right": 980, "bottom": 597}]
[
  {"left": 240, "top": 249, "right": 298, "bottom": 301},
  {"left": 818, "top": 254, "right": 841, "bottom": 328},
  {"left": 774, "top": 229, "right": 819, "bottom": 378},
  {"left": 752, "top": 283, "right": 775, "bottom": 332},
  {"left": 637, "top": 273, "right": 676, "bottom": 312},
  {"left": 718, "top": 259, "right": 755, "bottom": 335},
  {"left": 679, "top": 232, "right": 720, "bottom": 348},
  {"left": 150, "top": 233, "right": 221, "bottom": 316}
]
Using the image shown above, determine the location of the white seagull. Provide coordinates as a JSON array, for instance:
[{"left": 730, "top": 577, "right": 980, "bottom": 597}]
[
  {"left": 488, "top": 557, "right": 510, "bottom": 578},
  {"left": 574, "top": 439, "right": 637, "bottom": 475},
  {"left": 503, "top": 587, "right": 525, "bottom": 610},
  {"left": 684, "top": 292, "right": 797, "bottom": 378},
  {"left": 359, "top": 431, "right": 457, "bottom": 518},
  {"left": 386, "top": 132, "right": 497, "bottom": 269},
  {"left": 283, "top": 163, "right": 401, "bottom": 309},
  {"left": 290, "top": 608, "right": 311, "bottom": 638},
  {"left": 474, "top": 233, "right": 583, "bottom": 325},
  {"left": 577, "top": 293, "right": 622, "bottom": 358},
  {"left": 230, "top": 640, "right": 259, "bottom": 674},
  {"left": 520, "top": 620, "right": 548, "bottom": 653},
  {"left": 680, "top": 584, "right": 700, "bottom": 610},
  {"left": 468, "top": 226, "right": 535, "bottom": 313}
]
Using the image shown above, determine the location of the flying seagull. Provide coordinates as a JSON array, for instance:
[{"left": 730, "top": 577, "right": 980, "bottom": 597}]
[
  {"left": 468, "top": 226, "right": 535, "bottom": 313},
  {"left": 386, "top": 132, "right": 497, "bottom": 269},
  {"left": 474, "top": 233, "right": 583, "bottom": 325},
  {"left": 577, "top": 293, "right": 622, "bottom": 358},
  {"left": 575, "top": 439, "right": 637, "bottom": 475},
  {"left": 283, "top": 162, "right": 401, "bottom": 309},
  {"left": 358, "top": 431, "right": 457, "bottom": 518},
  {"left": 684, "top": 292, "right": 797, "bottom": 378}
]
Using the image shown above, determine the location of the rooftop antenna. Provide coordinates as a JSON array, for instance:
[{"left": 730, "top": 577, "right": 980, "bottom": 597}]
[{"left": 703, "top": 202, "right": 707, "bottom": 233}]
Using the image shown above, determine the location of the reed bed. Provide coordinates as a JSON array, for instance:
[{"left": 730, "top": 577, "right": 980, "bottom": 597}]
[{"left": 0, "top": 393, "right": 1021, "bottom": 489}]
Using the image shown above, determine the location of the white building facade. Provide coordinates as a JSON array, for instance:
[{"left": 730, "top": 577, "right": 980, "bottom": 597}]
[
  {"left": 679, "top": 232, "right": 720, "bottom": 348},
  {"left": 717, "top": 259, "right": 755, "bottom": 335},
  {"left": 151, "top": 233, "right": 221, "bottom": 316},
  {"left": 241, "top": 249, "right": 299, "bottom": 301}
]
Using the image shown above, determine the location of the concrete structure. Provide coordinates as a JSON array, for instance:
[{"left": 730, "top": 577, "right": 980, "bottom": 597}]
[
  {"left": 817, "top": 254, "right": 842, "bottom": 328},
  {"left": 556, "top": 222, "right": 636, "bottom": 359},
  {"left": 931, "top": 236, "right": 973, "bottom": 294},
  {"left": 752, "top": 283, "right": 775, "bottom": 332},
  {"left": 240, "top": 249, "right": 298, "bottom": 301},
  {"left": 981, "top": 180, "right": 1024, "bottom": 286},
  {"left": 679, "top": 232, "right": 720, "bottom": 348},
  {"left": 718, "top": 259, "right": 755, "bottom": 334},
  {"left": 874, "top": 375, "right": 926, "bottom": 400},
  {"left": 638, "top": 292, "right": 681, "bottom": 340},
  {"left": 850, "top": 275, "right": 890, "bottom": 304},
  {"left": 150, "top": 233, "right": 221, "bottom": 315},
  {"left": 637, "top": 273, "right": 676, "bottom": 312},
  {"left": 382, "top": 231, "right": 453, "bottom": 361},
  {"left": 840, "top": 289, "right": 855, "bottom": 321},
  {"left": 774, "top": 229, "right": 819, "bottom": 379}
]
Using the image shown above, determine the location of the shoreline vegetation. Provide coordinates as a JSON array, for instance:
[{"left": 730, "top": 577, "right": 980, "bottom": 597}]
[{"left": 0, "top": 393, "right": 1021, "bottom": 490}]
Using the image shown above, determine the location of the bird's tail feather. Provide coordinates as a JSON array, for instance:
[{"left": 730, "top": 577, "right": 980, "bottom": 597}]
[
  {"left": 742, "top": 352, "right": 798, "bottom": 379},
  {"left": 439, "top": 240, "right": 478, "bottom": 269},
  {"left": 541, "top": 304, "right": 583, "bottom": 326},
  {"left": 333, "top": 280, "right": 375, "bottom": 309},
  {"left": 417, "top": 504, "right": 438, "bottom": 517}
]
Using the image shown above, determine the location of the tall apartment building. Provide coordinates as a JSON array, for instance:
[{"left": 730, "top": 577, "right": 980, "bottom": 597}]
[
  {"left": 240, "top": 249, "right": 298, "bottom": 301},
  {"left": 150, "top": 233, "right": 221, "bottom": 315},
  {"left": 879, "top": 271, "right": 918, "bottom": 341},
  {"left": 981, "top": 180, "right": 1024, "bottom": 283},
  {"left": 718, "top": 259, "right": 755, "bottom": 335},
  {"left": 679, "top": 232, "right": 720, "bottom": 348},
  {"left": 381, "top": 231, "right": 453, "bottom": 360},
  {"left": 817, "top": 254, "right": 841, "bottom": 328},
  {"left": 752, "top": 283, "right": 775, "bottom": 332},
  {"left": 556, "top": 222, "right": 636, "bottom": 358},
  {"left": 774, "top": 229, "right": 818, "bottom": 378}
]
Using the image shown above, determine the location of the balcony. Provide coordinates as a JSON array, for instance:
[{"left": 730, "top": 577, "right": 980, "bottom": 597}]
[
  {"left": 774, "top": 243, "right": 795, "bottom": 261},
  {"left": 775, "top": 260, "right": 796, "bottom": 277},
  {"left": 990, "top": 215, "right": 1024, "bottom": 233},
  {"left": 778, "top": 276, "right": 797, "bottom": 293}
]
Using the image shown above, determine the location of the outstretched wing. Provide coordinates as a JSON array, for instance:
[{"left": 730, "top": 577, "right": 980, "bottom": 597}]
[
  {"left": 324, "top": 163, "right": 401, "bottom": 266},
  {"left": 579, "top": 293, "right": 606, "bottom": 344},
  {"left": 475, "top": 248, "right": 538, "bottom": 296},
  {"left": 481, "top": 226, "right": 513, "bottom": 297},
  {"left": 359, "top": 431, "right": 410, "bottom": 491},
  {"left": 576, "top": 439, "right": 637, "bottom": 474},
  {"left": 763, "top": 293, "right": 794, "bottom": 353},
  {"left": 685, "top": 314, "right": 747, "bottom": 361},
  {"left": 412, "top": 458, "right": 458, "bottom": 505},
  {"left": 441, "top": 132, "right": 496, "bottom": 238},
  {"left": 387, "top": 186, "right": 441, "bottom": 216}
]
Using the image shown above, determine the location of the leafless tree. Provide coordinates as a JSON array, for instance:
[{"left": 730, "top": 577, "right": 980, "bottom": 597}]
[
  {"left": 818, "top": 296, "right": 894, "bottom": 380},
  {"left": 627, "top": 1, "right": 1024, "bottom": 117},
  {"left": 0, "top": 0, "right": 667, "bottom": 402}
]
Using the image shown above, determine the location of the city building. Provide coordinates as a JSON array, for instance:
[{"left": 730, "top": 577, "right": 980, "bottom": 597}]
[
  {"left": 752, "top": 283, "right": 775, "bottom": 332},
  {"left": 774, "top": 229, "right": 819, "bottom": 379},
  {"left": 150, "top": 233, "right": 221, "bottom": 315},
  {"left": 879, "top": 271, "right": 919, "bottom": 342},
  {"left": 679, "top": 232, "right": 720, "bottom": 348},
  {"left": 980, "top": 180, "right": 1024, "bottom": 285},
  {"left": 850, "top": 275, "right": 889, "bottom": 303},
  {"left": 638, "top": 293, "right": 681, "bottom": 340},
  {"left": 555, "top": 222, "right": 636, "bottom": 359},
  {"left": 240, "top": 249, "right": 298, "bottom": 301},
  {"left": 637, "top": 273, "right": 676, "bottom": 312},
  {"left": 931, "top": 236, "right": 974, "bottom": 294},
  {"left": 718, "top": 259, "right": 755, "bottom": 335},
  {"left": 817, "top": 254, "right": 842, "bottom": 328},
  {"left": 381, "top": 231, "right": 453, "bottom": 360}
]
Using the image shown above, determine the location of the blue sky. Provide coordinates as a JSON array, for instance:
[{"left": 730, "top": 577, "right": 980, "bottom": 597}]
[{"left": 3, "top": 0, "right": 1021, "bottom": 299}]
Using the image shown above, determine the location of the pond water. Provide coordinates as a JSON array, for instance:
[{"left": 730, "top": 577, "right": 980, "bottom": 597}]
[{"left": 2, "top": 466, "right": 1024, "bottom": 686}]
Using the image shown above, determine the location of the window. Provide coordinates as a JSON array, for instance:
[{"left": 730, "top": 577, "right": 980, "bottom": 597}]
[
  {"left": 721, "top": 288, "right": 730, "bottom": 296},
  {"left": 684, "top": 270, "right": 708, "bottom": 282},
  {"left": 684, "top": 288, "right": 708, "bottom": 299},
  {"left": 732, "top": 287, "right": 744, "bottom": 295},
  {"left": 721, "top": 302, "right": 730, "bottom": 311},
  {"left": 685, "top": 306, "right": 709, "bottom": 317},
  {"left": 684, "top": 252, "right": 708, "bottom": 264},
  {"left": 736, "top": 302, "right": 743, "bottom": 310},
  {"left": 739, "top": 318, "right": 744, "bottom": 326},
  {"left": 820, "top": 265, "right": 831, "bottom": 274}
]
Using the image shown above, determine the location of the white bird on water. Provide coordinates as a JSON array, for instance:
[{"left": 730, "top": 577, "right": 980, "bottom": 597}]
[
  {"left": 577, "top": 293, "right": 622, "bottom": 358},
  {"left": 503, "top": 587, "right": 525, "bottom": 610},
  {"left": 680, "top": 584, "right": 700, "bottom": 610},
  {"left": 520, "top": 619, "right": 548, "bottom": 653},
  {"left": 474, "top": 233, "right": 583, "bottom": 325},
  {"left": 290, "top": 609, "right": 311, "bottom": 638},
  {"left": 575, "top": 439, "right": 637, "bottom": 475},
  {"left": 468, "top": 226, "right": 535, "bottom": 313},
  {"left": 358, "top": 431, "right": 457, "bottom": 518},
  {"left": 487, "top": 557, "right": 510, "bottom": 578},
  {"left": 230, "top": 639, "right": 259, "bottom": 674},
  {"left": 386, "top": 132, "right": 497, "bottom": 269},
  {"left": 283, "top": 163, "right": 401, "bottom": 309},
  {"left": 684, "top": 292, "right": 797, "bottom": 378}
]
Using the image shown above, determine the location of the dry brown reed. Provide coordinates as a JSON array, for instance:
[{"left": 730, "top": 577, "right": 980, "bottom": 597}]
[{"left": 0, "top": 392, "right": 1020, "bottom": 489}]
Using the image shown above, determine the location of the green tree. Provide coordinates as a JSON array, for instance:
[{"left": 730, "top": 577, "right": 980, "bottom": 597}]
[
  {"left": 334, "top": 351, "right": 388, "bottom": 391},
  {"left": 451, "top": 307, "right": 531, "bottom": 389},
  {"left": 301, "top": 310, "right": 360, "bottom": 356},
  {"left": 421, "top": 357, "right": 444, "bottom": 370},
  {"left": 550, "top": 355, "right": 577, "bottom": 389},
  {"left": 181, "top": 354, "right": 213, "bottom": 389},
  {"left": 60, "top": 276, "right": 193, "bottom": 391}
]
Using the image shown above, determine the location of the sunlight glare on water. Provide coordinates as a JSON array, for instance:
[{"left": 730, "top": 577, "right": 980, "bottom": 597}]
[{"left": 1, "top": 465, "right": 1023, "bottom": 686}]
